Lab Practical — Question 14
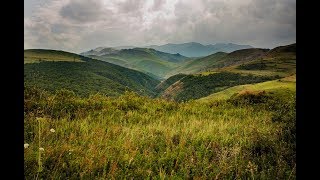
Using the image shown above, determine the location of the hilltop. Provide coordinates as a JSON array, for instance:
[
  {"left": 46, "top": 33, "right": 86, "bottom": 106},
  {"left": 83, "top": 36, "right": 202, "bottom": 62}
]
[
  {"left": 24, "top": 49, "right": 160, "bottom": 97},
  {"left": 146, "top": 42, "right": 253, "bottom": 57},
  {"left": 171, "top": 43, "right": 296, "bottom": 76},
  {"left": 82, "top": 48, "right": 189, "bottom": 79},
  {"left": 24, "top": 49, "right": 85, "bottom": 63},
  {"left": 24, "top": 43, "right": 296, "bottom": 179},
  {"left": 157, "top": 43, "right": 296, "bottom": 101}
]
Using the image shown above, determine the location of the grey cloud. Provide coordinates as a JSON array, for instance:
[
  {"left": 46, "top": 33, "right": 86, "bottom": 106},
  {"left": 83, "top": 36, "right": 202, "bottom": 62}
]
[
  {"left": 151, "top": 0, "right": 166, "bottom": 11},
  {"left": 60, "top": 0, "right": 105, "bottom": 23},
  {"left": 25, "top": 0, "right": 296, "bottom": 52},
  {"left": 117, "top": 0, "right": 144, "bottom": 14},
  {"left": 248, "top": 0, "right": 296, "bottom": 26}
]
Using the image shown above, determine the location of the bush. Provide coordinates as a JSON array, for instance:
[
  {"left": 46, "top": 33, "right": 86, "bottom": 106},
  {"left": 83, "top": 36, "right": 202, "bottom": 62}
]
[{"left": 228, "top": 90, "right": 269, "bottom": 105}]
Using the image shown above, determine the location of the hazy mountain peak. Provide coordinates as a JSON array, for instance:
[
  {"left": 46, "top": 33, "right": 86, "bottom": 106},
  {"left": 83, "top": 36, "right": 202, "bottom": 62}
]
[{"left": 143, "top": 42, "right": 254, "bottom": 57}]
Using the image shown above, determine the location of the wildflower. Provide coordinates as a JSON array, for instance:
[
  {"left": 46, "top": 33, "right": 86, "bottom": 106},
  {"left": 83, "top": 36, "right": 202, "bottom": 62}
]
[
  {"left": 50, "top": 128, "right": 55, "bottom": 133},
  {"left": 39, "top": 148, "right": 44, "bottom": 151},
  {"left": 24, "top": 143, "right": 29, "bottom": 149}
]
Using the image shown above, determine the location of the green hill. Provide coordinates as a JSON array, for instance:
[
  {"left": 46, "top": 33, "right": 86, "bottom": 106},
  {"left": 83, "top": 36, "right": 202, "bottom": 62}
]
[
  {"left": 171, "top": 44, "right": 295, "bottom": 77},
  {"left": 199, "top": 75, "right": 296, "bottom": 102},
  {"left": 157, "top": 44, "right": 295, "bottom": 102},
  {"left": 146, "top": 42, "right": 253, "bottom": 57},
  {"left": 167, "top": 52, "right": 227, "bottom": 76},
  {"left": 266, "top": 43, "right": 296, "bottom": 57},
  {"left": 158, "top": 72, "right": 277, "bottom": 102},
  {"left": 228, "top": 43, "right": 296, "bottom": 77},
  {"left": 24, "top": 49, "right": 84, "bottom": 63},
  {"left": 24, "top": 82, "right": 295, "bottom": 179},
  {"left": 24, "top": 45, "right": 296, "bottom": 179},
  {"left": 24, "top": 49, "right": 160, "bottom": 97},
  {"left": 172, "top": 48, "right": 269, "bottom": 75},
  {"left": 84, "top": 48, "right": 188, "bottom": 78},
  {"left": 155, "top": 74, "right": 187, "bottom": 93}
]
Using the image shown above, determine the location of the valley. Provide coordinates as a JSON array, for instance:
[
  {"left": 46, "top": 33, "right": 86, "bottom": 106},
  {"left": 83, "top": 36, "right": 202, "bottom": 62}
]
[{"left": 24, "top": 43, "right": 296, "bottom": 179}]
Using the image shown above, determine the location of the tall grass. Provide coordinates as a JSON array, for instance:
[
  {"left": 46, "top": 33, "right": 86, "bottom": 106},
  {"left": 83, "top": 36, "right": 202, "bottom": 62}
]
[{"left": 24, "top": 86, "right": 295, "bottom": 179}]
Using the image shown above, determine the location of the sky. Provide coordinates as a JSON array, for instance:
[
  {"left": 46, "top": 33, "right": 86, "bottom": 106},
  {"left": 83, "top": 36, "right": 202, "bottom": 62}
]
[{"left": 24, "top": 0, "right": 296, "bottom": 53}]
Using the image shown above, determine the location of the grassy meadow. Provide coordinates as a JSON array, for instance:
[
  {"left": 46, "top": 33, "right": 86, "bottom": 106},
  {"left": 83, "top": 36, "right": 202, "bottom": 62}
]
[
  {"left": 24, "top": 79, "right": 296, "bottom": 179},
  {"left": 24, "top": 45, "right": 296, "bottom": 179},
  {"left": 199, "top": 75, "right": 296, "bottom": 102}
]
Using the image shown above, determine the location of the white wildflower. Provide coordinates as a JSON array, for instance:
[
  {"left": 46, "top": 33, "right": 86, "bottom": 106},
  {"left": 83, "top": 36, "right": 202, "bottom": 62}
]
[
  {"left": 50, "top": 128, "right": 55, "bottom": 133},
  {"left": 24, "top": 143, "right": 29, "bottom": 149},
  {"left": 39, "top": 148, "right": 44, "bottom": 151}
]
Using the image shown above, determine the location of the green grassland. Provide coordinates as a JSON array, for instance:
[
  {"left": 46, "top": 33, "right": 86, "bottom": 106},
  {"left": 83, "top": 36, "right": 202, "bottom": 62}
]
[
  {"left": 24, "top": 50, "right": 160, "bottom": 97},
  {"left": 24, "top": 84, "right": 295, "bottom": 179},
  {"left": 24, "top": 44, "right": 296, "bottom": 179},
  {"left": 224, "top": 46, "right": 296, "bottom": 77},
  {"left": 171, "top": 44, "right": 296, "bottom": 78},
  {"left": 166, "top": 52, "right": 227, "bottom": 77},
  {"left": 155, "top": 44, "right": 296, "bottom": 102},
  {"left": 169, "top": 48, "right": 269, "bottom": 76},
  {"left": 158, "top": 72, "right": 278, "bottom": 102},
  {"left": 199, "top": 75, "right": 296, "bottom": 102}
]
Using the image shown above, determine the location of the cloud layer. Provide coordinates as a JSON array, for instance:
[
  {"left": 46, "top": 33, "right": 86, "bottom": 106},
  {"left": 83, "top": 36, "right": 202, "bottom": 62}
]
[{"left": 24, "top": 0, "right": 296, "bottom": 53}]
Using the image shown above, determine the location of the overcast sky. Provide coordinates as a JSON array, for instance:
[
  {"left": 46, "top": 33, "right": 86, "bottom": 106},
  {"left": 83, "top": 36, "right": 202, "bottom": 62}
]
[{"left": 24, "top": 0, "right": 296, "bottom": 53}]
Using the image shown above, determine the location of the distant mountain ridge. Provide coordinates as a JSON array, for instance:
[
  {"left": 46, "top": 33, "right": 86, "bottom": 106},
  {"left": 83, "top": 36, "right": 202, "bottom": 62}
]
[
  {"left": 145, "top": 42, "right": 253, "bottom": 57},
  {"left": 81, "top": 42, "right": 253, "bottom": 57}
]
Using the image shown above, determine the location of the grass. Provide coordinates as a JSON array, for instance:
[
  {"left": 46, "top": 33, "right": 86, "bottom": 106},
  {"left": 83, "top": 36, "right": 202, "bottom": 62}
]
[
  {"left": 24, "top": 84, "right": 296, "bottom": 179},
  {"left": 199, "top": 75, "right": 296, "bottom": 102},
  {"left": 159, "top": 71, "right": 278, "bottom": 102},
  {"left": 168, "top": 44, "right": 295, "bottom": 79},
  {"left": 24, "top": 49, "right": 84, "bottom": 64},
  {"left": 24, "top": 50, "right": 160, "bottom": 97},
  {"left": 24, "top": 45, "right": 296, "bottom": 179},
  {"left": 90, "top": 48, "right": 187, "bottom": 78}
]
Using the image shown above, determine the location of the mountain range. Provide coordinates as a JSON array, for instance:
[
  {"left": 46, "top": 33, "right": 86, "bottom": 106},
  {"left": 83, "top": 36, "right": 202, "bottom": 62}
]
[
  {"left": 82, "top": 48, "right": 189, "bottom": 79},
  {"left": 146, "top": 42, "right": 253, "bottom": 57},
  {"left": 81, "top": 42, "right": 253, "bottom": 57},
  {"left": 24, "top": 41, "right": 296, "bottom": 179},
  {"left": 24, "top": 43, "right": 295, "bottom": 101}
]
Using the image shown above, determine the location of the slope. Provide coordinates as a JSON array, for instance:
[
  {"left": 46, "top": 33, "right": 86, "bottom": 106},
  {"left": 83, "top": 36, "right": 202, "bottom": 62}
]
[
  {"left": 158, "top": 72, "right": 278, "bottom": 102},
  {"left": 146, "top": 42, "right": 253, "bottom": 57},
  {"left": 168, "top": 48, "right": 269, "bottom": 76},
  {"left": 167, "top": 52, "right": 228, "bottom": 76},
  {"left": 173, "top": 43, "right": 296, "bottom": 77},
  {"left": 85, "top": 48, "right": 188, "bottom": 78},
  {"left": 24, "top": 49, "right": 84, "bottom": 63},
  {"left": 24, "top": 49, "right": 160, "bottom": 97},
  {"left": 225, "top": 43, "right": 296, "bottom": 77},
  {"left": 198, "top": 75, "right": 296, "bottom": 102},
  {"left": 157, "top": 43, "right": 295, "bottom": 102}
]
